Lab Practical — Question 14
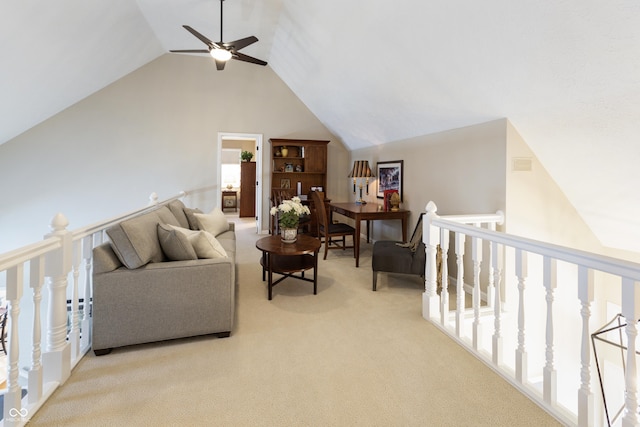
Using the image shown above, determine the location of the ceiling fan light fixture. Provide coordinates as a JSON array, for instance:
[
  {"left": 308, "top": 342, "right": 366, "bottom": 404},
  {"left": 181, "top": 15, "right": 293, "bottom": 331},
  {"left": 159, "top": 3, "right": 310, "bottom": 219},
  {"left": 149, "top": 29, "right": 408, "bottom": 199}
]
[{"left": 210, "top": 48, "right": 232, "bottom": 61}]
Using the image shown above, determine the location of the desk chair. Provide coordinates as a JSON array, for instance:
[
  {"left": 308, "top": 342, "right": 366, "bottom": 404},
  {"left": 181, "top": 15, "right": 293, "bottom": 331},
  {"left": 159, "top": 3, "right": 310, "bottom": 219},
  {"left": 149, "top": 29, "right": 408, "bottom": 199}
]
[
  {"left": 372, "top": 213, "right": 426, "bottom": 291},
  {"left": 311, "top": 191, "right": 356, "bottom": 260}
]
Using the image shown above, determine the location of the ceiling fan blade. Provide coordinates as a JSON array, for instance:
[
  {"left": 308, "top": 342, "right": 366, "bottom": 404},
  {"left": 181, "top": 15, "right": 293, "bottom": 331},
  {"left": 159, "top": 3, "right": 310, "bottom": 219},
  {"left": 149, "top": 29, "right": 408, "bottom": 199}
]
[
  {"left": 182, "top": 25, "right": 222, "bottom": 49},
  {"left": 169, "top": 49, "right": 210, "bottom": 54},
  {"left": 223, "top": 36, "right": 258, "bottom": 51},
  {"left": 214, "top": 59, "right": 227, "bottom": 71},
  {"left": 232, "top": 52, "right": 267, "bottom": 66}
]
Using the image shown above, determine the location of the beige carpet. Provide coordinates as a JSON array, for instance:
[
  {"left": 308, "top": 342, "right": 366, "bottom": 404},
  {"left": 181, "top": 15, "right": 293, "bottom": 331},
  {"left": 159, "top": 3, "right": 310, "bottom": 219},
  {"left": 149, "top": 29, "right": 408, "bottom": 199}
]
[{"left": 29, "top": 217, "right": 561, "bottom": 426}]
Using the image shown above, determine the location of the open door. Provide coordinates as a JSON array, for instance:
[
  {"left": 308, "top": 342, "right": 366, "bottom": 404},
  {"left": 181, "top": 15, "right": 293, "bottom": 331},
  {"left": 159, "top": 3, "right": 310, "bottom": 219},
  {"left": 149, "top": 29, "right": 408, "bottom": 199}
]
[{"left": 218, "top": 132, "right": 263, "bottom": 233}]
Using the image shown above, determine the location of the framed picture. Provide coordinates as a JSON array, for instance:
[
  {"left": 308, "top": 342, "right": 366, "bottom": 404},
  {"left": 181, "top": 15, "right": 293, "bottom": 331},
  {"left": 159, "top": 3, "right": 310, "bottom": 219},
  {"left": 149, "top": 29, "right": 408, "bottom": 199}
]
[
  {"left": 280, "top": 178, "right": 291, "bottom": 189},
  {"left": 376, "top": 160, "right": 403, "bottom": 200}
]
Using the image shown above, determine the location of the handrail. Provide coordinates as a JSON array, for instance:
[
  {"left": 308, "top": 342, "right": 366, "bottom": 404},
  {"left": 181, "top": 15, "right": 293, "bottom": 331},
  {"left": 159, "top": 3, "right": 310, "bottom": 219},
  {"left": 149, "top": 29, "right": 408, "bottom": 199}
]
[
  {"left": 440, "top": 210, "right": 504, "bottom": 226},
  {"left": 70, "top": 191, "right": 186, "bottom": 240},
  {"left": 432, "top": 216, "right": 640, "bottom": 281},
  {"left": 0, "top": 237, "right": 60, "bottom": 272}
]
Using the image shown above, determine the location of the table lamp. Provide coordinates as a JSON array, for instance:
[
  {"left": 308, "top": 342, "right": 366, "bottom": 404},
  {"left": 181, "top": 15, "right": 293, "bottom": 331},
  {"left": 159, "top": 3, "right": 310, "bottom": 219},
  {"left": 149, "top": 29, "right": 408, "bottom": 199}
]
[{"left": 348, "top": 160, "right": 372, "bottom": 204}]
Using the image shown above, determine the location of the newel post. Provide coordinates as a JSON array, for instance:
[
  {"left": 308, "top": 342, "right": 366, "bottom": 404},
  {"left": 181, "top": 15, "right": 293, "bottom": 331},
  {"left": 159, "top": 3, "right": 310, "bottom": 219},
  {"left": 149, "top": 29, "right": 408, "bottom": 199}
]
[
  {"left": 423, "top": 201, "right": 440, "bottom": 320},
  {"left": 43, "top": 213, "right": 72, "bottom": 385},
  {"left": 148, "top": 192, "right": 159, "bottom": 206}
]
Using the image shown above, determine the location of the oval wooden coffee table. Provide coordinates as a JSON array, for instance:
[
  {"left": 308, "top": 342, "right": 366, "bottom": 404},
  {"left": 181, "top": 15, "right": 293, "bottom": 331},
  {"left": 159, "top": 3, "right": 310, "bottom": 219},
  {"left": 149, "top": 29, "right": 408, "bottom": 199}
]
[{"left": 256, "top": 234, "right": 321, "bottom": 300}]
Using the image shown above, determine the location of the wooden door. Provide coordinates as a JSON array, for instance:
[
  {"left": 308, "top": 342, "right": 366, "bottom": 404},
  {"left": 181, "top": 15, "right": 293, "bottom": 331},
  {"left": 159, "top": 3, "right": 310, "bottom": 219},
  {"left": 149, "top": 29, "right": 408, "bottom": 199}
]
[{"left": 240, "top": 162, "right": 256, "bottom": 217}]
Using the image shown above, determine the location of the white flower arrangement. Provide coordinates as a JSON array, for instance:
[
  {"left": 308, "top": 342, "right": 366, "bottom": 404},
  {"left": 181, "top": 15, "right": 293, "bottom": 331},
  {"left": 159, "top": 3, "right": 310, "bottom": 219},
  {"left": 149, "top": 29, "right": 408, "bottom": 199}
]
[{"left": 270, "top": 196, "right": 310, "bottom": 229}]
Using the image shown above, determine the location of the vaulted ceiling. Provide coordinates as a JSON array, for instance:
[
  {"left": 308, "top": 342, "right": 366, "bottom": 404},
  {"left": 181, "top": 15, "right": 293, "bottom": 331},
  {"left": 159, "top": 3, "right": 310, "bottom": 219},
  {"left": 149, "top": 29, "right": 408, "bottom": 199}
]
[{"left": 2, "top": 1, "right": 639, "bottom": 253}]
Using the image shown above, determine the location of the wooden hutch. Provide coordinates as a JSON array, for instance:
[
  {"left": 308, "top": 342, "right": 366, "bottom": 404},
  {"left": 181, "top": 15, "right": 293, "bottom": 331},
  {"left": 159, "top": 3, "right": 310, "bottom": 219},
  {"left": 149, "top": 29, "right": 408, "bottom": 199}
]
[{"left": 269, "top": 138, "right": 329, "bottom": 234}]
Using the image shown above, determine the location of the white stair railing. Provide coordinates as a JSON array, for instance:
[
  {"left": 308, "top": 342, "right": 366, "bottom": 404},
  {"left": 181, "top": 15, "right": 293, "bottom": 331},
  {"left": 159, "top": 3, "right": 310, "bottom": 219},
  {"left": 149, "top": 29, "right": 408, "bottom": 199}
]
[
  {"left": 0, "top": 191, "right": 186, "bottom": 426},
  {"left": 422, "top": 200, "right": 640, "bottom": 426}
]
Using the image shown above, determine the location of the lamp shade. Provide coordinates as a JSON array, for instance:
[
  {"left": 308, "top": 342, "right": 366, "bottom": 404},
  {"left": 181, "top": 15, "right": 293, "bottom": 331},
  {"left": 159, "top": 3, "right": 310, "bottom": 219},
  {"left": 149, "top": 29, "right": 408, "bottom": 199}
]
[{"left": 348, "top": 160, "right": 372, "bottom": 178}]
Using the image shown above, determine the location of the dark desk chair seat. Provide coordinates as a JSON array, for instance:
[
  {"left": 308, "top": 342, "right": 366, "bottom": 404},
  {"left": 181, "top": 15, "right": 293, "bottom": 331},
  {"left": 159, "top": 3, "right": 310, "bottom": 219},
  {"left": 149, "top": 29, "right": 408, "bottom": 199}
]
[{"left": 372, "top": 213, "right": 426, "bottom": 291}]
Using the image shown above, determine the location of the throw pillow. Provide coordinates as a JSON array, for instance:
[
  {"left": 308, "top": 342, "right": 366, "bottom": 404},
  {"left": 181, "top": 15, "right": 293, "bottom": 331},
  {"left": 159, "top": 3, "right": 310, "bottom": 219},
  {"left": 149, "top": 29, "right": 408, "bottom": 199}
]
[
  {"left": 194, "top": 207, "right": 229, "bottom": 237},
  {"left": 157, "top": 223, "right": 197, "bottom": 261},
  {"left": 168, "top": 225, "right": 228, "bottom": 259},
  {"left": 183, "top": 207, "right": 203, "bottom": 230}
]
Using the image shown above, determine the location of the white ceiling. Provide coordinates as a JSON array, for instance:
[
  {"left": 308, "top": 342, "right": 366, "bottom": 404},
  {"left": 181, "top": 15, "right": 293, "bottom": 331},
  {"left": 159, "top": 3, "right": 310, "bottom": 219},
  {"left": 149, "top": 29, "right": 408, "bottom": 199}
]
[{"left": 2, "top": 0, "right": 640, "bottom": 253}]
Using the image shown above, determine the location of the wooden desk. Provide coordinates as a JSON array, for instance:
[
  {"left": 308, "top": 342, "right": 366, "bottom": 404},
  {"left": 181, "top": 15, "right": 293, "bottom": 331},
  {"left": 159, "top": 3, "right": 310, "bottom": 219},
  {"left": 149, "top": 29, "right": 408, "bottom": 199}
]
[{"left": 329, "top": 202, "right": 410, "bottom": 267}]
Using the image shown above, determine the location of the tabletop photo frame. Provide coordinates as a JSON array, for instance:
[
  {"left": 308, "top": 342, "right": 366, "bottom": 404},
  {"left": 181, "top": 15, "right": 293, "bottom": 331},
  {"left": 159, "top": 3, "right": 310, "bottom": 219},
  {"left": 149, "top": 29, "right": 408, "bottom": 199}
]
[{"left": 376, "top": 160, "right": 403, "bottom": 201}]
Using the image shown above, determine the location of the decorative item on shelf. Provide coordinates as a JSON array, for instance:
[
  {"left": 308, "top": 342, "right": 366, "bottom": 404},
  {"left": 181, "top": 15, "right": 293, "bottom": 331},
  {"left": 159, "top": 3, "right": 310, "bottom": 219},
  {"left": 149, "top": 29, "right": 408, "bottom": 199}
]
[
  {"left": 275, "top": 149, "right": 282, "bottom": 157},
  {"left": 226, "top": 184, "right": 233, "bottom": 190},
  {"left": 285, "top": 163, "right": 294, "bottom": 172},
  {"left": 241, "top": 150, "right": 253, "bottom": 162},
  {"left": 348, "top": 160, "right": 372, "bottom": 204},
  {"left": 295, "top": 164, "right": 303, "bottom": 172},
  {"left": 270, "top": 196, "right": 310, "bottom": 243},
  {"left": 281, "top": 146, "right": 289, "bottom": 157}
]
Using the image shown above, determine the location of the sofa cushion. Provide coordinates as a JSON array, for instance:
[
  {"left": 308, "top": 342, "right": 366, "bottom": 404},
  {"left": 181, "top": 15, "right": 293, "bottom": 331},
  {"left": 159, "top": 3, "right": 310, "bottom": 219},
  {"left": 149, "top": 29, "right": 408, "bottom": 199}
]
[
  {"left": 184, "top": 207, "right": 203, "bottom": 230},
  {"left": 168, "top": 225, "right": 228, "bottom": 259},
  {"left": 167, "top": 200, "right": 190, "bottom": 229},
  {"left": 106, "top": 206, "right": 179, "bottom": 269},
  {"left": 216, "top": 230, "right": 236, "bottom": 259},
  {"left": 157, "top": 223, "right": 197, "bottom": 261},
  {"left": 195, "top": 207, "right": 229, "bottom": 237}
]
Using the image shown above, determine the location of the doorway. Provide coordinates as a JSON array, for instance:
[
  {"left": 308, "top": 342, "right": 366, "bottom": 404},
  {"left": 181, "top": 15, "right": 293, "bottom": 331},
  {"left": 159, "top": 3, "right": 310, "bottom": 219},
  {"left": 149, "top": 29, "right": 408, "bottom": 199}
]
[{"left": 217, "top": 132, "right": 263, "bottom": 233}]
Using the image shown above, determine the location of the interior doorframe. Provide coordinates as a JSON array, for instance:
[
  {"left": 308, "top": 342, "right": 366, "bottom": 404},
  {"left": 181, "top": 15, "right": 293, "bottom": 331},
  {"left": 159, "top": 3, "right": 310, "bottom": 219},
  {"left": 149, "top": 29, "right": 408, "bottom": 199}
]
[{"left": 217, "top": 132, "right": 263, "bottom": 234}]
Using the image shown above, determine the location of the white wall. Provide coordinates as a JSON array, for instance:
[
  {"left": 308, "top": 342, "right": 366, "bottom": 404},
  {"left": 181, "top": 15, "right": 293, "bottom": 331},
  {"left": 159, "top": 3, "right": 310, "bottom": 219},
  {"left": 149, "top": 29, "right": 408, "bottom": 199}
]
[
  {"left": 0, "top": 54, "right": 349, "bottom": 251},
  {"left": 350, "top": 119, "right": 507, "bottom": 242}
]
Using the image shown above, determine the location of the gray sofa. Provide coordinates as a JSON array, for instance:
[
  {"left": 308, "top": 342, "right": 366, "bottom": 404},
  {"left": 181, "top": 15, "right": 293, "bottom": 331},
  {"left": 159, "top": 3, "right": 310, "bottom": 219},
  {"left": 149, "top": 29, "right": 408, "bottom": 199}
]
[{"left": 91, "top": 199, "right": 236, "bottom": 355}]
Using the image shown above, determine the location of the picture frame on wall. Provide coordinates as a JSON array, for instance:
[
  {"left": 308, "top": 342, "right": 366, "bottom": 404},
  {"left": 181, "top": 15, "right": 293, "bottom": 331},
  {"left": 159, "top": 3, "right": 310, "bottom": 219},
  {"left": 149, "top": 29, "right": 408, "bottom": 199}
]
[{"left": 376, "top": 160, "right": 403, "bottom": 200}]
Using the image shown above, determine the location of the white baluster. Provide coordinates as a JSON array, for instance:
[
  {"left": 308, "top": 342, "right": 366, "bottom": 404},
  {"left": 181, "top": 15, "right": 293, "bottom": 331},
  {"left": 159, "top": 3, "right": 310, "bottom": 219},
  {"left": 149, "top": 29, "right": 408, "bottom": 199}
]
[
  {"left": 491, "top": 241, "right": 503, "bottom": 366},
  {"left": 439, "top": 229, "right": 450, "bottom": 326},
  {"left": 28, "top": 255, "right": 44, "bottom": 404},
  {"left": 621, "top": 278, "right": 639, "bottom": 427},
  {"left": 4, "top": 265, "right": 23, "bottom": 423},
  {"left": 486, "top": 222, "right": 496, "bottom": 308},
  {"left": 472, "top": 231, "right": 482, "bottom": 350},
  {"left": 515, "top": 248, "right": 528, "bottom": 383},
  {"left": 43, "top": 213, "right": 72, "bottom": 384},
  {"left": 69, "top": 240, "right": 81, "bottom": 360},
  {"left": 81, "top": 234, "right": 94, "bottom": 350},
  {"left": 543, "top": 256, "right": 557, "bottom": 405},
  {"left": 455, "top": 232, "right": 466, "bottom": 338},
  {"left": 423, "top": 202, "right": 440, "bottom": 320},
  {"left": 578, "top": 266, "right": 594, "bottom": 427}
]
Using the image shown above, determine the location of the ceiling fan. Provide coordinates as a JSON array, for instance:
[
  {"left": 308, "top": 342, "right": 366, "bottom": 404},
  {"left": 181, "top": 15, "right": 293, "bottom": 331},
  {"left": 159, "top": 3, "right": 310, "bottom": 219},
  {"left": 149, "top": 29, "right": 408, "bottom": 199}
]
[{"left": 170, "top": 0, "right": 267, "bottom": 71}]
